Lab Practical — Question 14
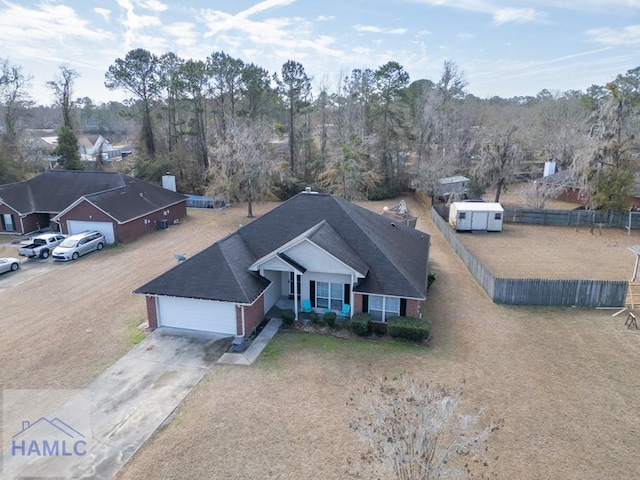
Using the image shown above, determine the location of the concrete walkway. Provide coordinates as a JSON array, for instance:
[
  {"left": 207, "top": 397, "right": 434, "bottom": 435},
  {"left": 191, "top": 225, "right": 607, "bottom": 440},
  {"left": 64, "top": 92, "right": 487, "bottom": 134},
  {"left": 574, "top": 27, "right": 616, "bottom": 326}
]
[
  {"left": 218, "top": 318, "right": 282, "bottom": 365},
  {"left": 3, "top": 329, "right": 231, "bottom": 480}
]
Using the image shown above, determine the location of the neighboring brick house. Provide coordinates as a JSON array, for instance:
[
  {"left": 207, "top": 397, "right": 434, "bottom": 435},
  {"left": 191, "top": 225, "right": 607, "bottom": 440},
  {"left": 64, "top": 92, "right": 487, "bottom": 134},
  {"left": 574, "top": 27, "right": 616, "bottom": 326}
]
[
  {"left": 134, "top": 190, "right": 430, "bottom": 337},
  {"left": 0, "top": 170, "right": 187, "bottom": 243}
]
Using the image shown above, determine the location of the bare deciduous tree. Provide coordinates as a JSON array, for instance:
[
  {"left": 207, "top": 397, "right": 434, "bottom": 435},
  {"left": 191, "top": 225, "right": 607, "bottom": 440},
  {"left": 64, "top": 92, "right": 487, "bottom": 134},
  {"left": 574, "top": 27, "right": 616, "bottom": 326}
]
[
  {"left": 474, "top": 119, "right": 523, "bottom": 203},
  {"left": 210, "top": 120, "right": 283, "bottom": 217},
  {"left": 350, "top": 376, "right": 501, "bottom": 480},
  {"left": 47, "top": 64, "right": 79, "bottom": 129}
]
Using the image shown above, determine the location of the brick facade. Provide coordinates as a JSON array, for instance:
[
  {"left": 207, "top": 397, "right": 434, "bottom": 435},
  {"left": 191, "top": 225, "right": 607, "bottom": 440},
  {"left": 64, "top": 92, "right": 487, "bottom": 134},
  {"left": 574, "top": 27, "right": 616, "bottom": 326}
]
[
  {"left": 405, "top": 299, "right": 420, "bottom": 317},
  {"left": 236, "top": 294, "right": 265, "bottom": 337},
  {"left": 353, "top": 293, "right": 364, "bottom": 314},
  {"left": 146, "top": 296, "right": 158, "bottom": 329}
]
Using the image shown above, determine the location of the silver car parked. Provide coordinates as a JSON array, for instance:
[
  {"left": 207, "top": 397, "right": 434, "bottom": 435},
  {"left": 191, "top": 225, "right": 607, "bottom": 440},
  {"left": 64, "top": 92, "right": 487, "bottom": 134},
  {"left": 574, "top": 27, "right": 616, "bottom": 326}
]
[{"left": 52, "top": 231, "right": 106, "bottom": 261}]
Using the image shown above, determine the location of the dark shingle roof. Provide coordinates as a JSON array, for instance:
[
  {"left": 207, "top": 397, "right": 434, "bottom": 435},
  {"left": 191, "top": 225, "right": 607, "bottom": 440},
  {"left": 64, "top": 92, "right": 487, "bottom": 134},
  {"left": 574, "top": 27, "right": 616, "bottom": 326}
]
[
  {"left": 83, "top": 175, "right": 186, "bottom": 222},
  {"left": 135, "top": 233, "right": 270, "bottom": 303},
  {"left": 135, "top": 192, "right": 430, "bottom": 303},
  {"left": 0, "top": 170, "right": 186, "bottom": 221}
]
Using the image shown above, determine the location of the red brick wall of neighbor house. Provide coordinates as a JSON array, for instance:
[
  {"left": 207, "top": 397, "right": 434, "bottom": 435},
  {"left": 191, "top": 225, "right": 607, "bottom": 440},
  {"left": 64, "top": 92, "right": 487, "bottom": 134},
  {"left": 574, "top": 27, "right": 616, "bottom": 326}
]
[
  {"left": 59, "top": 201, "right": 114, "bottom": 235},
  {"left": 116, "top": 201, "right": 187, "bottom": 243},
  {"left": 146, "top": 297, "right": 158, "bottom": 329},
  {"left": 353, "top": 293, "right": 363, "bottom": 314},
  {"left": 21, "top": 213, "right": 52, "bottom": 233},
  {"left": 59, "top": 199, "right": 187, "bottom": 243},
  {"left": 236, "top": 294, "right": 265, "bottom": 337},
  {"left": 0, "top": 203, "right": 23, "bottom": 233}
]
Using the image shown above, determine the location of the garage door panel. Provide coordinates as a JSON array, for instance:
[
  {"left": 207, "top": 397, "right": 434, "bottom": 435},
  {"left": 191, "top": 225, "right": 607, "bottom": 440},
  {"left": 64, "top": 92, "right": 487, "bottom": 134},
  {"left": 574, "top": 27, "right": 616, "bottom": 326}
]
[
  {"left": 158, "top": 297, "right": 236, "bottom": 335},
  {"left": 67, "top": 220, "right": 115, "bottom": 244}
]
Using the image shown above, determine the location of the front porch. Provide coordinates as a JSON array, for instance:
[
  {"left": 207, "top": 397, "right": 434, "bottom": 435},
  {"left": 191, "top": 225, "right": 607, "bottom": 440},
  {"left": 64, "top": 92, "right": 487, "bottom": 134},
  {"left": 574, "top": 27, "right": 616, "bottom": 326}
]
[{"left": 266, "top": 296, "right": 349, "bottom": 324}]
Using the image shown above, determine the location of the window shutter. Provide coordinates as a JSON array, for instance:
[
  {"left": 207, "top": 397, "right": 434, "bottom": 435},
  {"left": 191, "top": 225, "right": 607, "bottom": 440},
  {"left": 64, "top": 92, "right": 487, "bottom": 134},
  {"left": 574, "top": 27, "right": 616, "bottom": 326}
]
[
  {"left": 362, "top": 294, "right": 368, "bottom": 313},
  {"left": 343, "top": 284, "right": 351, "bottom": 304},
  {"left": 310, "top": 281, "right": 316, "bottom": 307},
  {"left": 400, "top": 298, "right": 407, "bottom": 316}
]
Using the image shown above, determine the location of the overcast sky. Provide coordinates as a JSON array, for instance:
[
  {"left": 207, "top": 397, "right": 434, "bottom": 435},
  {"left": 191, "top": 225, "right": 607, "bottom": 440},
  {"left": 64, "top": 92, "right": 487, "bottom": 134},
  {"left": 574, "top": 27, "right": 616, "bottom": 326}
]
[{"left": 1, "top": 0, "right": 639, "bottom": 105}]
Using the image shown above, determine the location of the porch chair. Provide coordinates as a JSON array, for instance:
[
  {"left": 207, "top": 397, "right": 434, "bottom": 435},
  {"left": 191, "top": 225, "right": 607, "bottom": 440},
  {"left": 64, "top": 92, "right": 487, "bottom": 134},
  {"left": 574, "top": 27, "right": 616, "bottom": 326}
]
[
  {"left": 302, "top": 299, "right": 313, "bottom": 313},
  {"left": 340, "top": 304, "right": 351, "bottom": 317}
]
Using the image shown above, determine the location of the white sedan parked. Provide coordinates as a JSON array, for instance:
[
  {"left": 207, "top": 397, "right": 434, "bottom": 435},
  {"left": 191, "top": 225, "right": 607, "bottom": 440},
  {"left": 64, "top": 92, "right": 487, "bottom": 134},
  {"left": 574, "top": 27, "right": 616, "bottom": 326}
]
[{"left": 0, "top": 257, "right": 20, "bottom": 274}]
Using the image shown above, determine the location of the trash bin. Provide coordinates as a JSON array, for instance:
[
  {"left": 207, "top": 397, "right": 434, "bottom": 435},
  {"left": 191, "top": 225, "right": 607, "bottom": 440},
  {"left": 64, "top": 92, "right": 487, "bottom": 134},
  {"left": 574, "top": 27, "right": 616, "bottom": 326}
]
[{"left": 159, "top": 219, "right": 168, "bottom": 230}]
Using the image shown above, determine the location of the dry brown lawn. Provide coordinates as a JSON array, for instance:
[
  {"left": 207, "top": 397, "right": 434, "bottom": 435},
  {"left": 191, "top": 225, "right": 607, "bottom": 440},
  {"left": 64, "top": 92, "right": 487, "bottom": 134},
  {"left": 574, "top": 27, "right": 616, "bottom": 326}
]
[
  {"left": 459, "top": 223, "right": 640, "bottom": 280},
  {"left": 3, "top": 196, "right": 640, "bottom": 479},
  {"left": 114, "top": 196, "right": 640, "bottom": 480}
]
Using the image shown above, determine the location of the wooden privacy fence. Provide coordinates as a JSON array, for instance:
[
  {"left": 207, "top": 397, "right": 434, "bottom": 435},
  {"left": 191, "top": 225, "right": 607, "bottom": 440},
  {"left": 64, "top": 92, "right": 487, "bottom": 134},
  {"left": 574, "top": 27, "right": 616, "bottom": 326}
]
[
  {"left": 503, "top": 208, "right": 640, "bottom": 230},
  {"left": 430, "top": 207, "right": 628, "bottom": 307},
  {"left": 493, "top": 278, "right": 628, "bottom": 307},
  {"left": 430, "top": 206, "right": 496, "bottom": 298}
]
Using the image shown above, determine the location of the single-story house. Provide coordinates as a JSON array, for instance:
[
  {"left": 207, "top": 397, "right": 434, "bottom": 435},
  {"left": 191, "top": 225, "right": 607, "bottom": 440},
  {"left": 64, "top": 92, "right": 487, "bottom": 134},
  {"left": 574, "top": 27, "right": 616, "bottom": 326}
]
[
  {"left": 0, "top": 170, "right": 187, "bottom": 243},
  {"left": 537, "top": 170, "right": 640, "bottom": 208},
  {"left": 134, "top": 190, "right": 431, "bottom": 337}
]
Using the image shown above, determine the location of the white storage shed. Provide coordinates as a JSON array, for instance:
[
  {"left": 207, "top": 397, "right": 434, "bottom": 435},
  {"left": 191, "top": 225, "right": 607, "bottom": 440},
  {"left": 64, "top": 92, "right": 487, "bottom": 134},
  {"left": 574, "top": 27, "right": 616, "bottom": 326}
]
[{"left": 449, "top": 202, "right": 504, "bottom": 232}]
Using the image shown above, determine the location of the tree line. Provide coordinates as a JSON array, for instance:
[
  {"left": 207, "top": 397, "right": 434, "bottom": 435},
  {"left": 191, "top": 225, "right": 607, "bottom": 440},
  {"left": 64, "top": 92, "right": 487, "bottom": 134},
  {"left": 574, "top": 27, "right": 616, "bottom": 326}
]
[{"left": 1, "top": 51, "right": 639, "bottom": 215}]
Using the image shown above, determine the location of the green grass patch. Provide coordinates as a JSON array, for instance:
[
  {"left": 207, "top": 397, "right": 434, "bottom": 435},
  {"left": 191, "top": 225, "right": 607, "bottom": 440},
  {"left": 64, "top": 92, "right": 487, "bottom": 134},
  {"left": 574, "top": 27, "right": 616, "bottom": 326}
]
[
  {"left": 127, "top": 318, "right": 148, "bottom": 345},
  {"left": 261, "top": 331, "right": 427, "bottom": 364}
]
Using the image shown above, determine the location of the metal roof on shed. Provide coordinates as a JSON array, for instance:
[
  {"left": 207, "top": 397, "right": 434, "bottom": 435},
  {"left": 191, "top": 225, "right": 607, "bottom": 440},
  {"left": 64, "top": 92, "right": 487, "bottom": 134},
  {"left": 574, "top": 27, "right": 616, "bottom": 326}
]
[
  {"left": 452, "top": 202, "right": 504, "bottom": 212},
  {"left": 439, "top": 175, "right": 470, "bottom": 184}
]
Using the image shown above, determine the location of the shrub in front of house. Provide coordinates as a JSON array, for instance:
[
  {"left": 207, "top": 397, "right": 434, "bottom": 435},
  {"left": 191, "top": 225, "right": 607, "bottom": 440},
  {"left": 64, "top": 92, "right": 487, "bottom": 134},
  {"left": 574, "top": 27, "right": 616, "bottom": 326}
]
[
  {"left": 387, "top": 316, "right": 431, "bottom": 342},
  {"left": 281, "top": 309, "right": 295, "bottom": 329},
  {"left": 428, "top": 271, "right": 437, "bottom": 290},
  {"left": 324, "top": 311, "right": 337, "bottom": 328},
  {"left": 350, "top": 313, "right": 372, "bottom": 336}
]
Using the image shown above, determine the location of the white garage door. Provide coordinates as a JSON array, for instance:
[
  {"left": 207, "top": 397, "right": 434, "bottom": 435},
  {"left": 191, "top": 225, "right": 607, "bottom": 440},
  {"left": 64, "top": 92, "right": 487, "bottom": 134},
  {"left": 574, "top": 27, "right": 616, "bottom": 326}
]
[
  {"left": 157, "top": 296, "right": 237, "bottom": 335},
  {"left": 67, "top": 220, "right": 115, "bottom": 244}
]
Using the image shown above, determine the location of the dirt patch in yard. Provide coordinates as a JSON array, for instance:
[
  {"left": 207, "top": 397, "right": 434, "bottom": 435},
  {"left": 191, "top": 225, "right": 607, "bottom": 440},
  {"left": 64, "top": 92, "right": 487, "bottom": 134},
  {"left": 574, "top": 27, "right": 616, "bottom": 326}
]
[{"left": 116, "top": 195, "right": 640, "bottom": 480}]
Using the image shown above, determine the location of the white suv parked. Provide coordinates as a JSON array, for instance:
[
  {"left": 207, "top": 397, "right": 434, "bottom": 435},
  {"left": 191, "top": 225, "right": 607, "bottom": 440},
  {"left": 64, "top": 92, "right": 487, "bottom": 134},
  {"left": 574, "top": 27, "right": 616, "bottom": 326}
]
[{"left": 52, "top": 231, "right": 106, "bottom": 261}]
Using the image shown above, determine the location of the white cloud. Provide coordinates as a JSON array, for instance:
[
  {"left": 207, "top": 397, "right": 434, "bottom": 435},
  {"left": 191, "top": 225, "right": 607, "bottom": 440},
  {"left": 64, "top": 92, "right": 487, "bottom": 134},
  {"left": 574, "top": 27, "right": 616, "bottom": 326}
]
[
  {"left": 239, "top": 0, "right": 297, "bottom": 18},
  {"left": 138, "top": 0, "right": 169, "bottom": 12},
  {"left": 493, "top": 7, "right": 543, "bottom": 24},
  {"left": 0, "top": 1, "right": 113, "bottom": 64},
  {"left": 316, "top": 15, "right": 335, "bottom": 21},
  {"left": 585, "top": 24, "right": 640, "bottom": 45},
  {"left": 353, "top": 25, "right": 408, "bottom": 35},
  {"left": 164, "top": 22, "right": 199, "bottom": 47},
  {"left": 94, "top": 8, "right": 111, "bottom": 22},
  {"left": 413, "top": 0, "right": 544, "bottom": 24},
  {"left": 200, "top": 2, "right": 345, "bottom": 65},
  {"left": 115, "top": 0, "right": 163, "bottom": 51}
]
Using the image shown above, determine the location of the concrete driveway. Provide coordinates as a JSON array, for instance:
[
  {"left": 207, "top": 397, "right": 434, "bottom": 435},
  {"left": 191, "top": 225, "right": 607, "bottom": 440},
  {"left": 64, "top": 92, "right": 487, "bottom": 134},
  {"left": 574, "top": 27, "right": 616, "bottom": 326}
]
[
  {"left": 3, "top": 328, "right": 231, "bottom": 479},
  {"left": 0, "top": 256, "right": 59, "bottom": 292}
]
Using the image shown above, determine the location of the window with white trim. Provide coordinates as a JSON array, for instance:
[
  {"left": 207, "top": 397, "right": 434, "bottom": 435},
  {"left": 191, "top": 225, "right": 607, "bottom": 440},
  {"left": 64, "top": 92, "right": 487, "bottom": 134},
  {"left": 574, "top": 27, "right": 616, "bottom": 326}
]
[
  {"left": 316, "top": 281, "right": 343, "bottom": 311},
  {"left": 369, "top": 295, "right": 400, "bottom": 322}
]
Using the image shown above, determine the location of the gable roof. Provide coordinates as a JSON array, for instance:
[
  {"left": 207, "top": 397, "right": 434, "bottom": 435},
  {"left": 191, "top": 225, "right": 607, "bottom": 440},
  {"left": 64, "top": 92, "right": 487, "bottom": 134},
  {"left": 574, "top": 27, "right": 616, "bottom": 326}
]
[
  {"left": 0, "top": 170, "right": 186, "bottom": 221},
  {"left": 135, "top": 192, "right": 430, "bottom": 303}
]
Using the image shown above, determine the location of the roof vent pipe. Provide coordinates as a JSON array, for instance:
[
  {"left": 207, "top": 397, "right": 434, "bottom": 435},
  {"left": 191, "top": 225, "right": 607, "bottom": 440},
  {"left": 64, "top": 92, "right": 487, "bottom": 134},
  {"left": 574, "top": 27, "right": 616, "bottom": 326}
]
[{"left": 304, "top": 186, "right": 311, "bottom": 193}]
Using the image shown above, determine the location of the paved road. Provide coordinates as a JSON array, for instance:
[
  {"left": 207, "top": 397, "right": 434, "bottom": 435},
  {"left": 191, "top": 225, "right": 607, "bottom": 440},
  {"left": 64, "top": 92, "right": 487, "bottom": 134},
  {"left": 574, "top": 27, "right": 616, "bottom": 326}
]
[{"left": 3, "top": 329, "right": 232, "bottom": 479}]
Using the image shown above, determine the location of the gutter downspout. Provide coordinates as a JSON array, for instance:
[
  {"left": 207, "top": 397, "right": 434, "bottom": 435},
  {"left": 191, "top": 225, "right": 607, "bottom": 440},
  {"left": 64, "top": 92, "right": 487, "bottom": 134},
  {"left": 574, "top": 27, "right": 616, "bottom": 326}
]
[{"left": 293, "top": 271, "right": 299, "bottom": 320}]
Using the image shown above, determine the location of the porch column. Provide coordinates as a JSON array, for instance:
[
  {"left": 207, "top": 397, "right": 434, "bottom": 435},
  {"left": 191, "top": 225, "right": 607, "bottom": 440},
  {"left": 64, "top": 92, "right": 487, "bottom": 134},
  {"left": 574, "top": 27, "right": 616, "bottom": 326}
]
[{"left": 293, "top": 271, "right": 299, "bottom": 319}]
